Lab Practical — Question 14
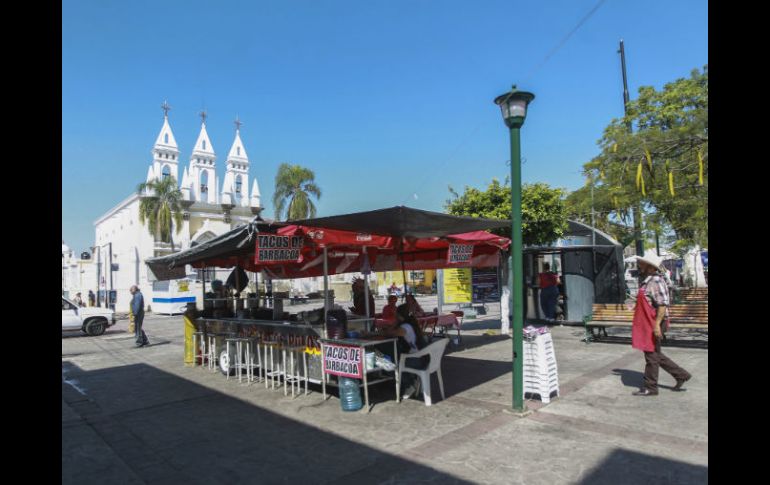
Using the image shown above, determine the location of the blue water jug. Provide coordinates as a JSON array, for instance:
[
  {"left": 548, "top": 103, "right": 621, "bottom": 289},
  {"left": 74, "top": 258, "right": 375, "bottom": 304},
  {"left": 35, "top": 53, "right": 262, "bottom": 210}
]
[{"left": 339, "top": 377, "right": 363, "bottom": 412}]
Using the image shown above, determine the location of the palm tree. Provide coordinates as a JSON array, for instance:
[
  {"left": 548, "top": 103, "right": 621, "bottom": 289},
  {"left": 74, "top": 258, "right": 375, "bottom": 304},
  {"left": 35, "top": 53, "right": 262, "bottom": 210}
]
[
  {"left": 136, "top": 176, "right": 184, "bottom": 251},
  {"left": 273, "top": 163, "right": 322, "bottom": 221}
]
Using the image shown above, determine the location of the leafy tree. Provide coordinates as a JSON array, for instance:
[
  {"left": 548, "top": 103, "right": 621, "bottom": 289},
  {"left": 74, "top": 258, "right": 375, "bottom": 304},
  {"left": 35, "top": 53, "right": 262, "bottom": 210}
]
[
  {"left": 574, "top": 66, "right": 708, "bottom": 251},
  {"left": 136, "top": 176, "right": 184, "bottom": 250},
  {"left": 273, "top": 163, "right": 322, "bottom": 221},
  {"left": 446, "top": 178, "right": 568, "bottom": 246}
]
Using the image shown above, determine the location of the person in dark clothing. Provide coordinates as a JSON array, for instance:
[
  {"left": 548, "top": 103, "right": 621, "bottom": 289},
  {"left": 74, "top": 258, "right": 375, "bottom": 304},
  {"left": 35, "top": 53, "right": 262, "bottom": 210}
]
[
  {"left": 350, "top": 277, "right": 375, "bottom": 317},
  {"left": 88, "top": 290, "right": 96, "bottom": 307},
  {"left": 130, "top": 285, "right": 149, "bottom": 347},
  {"left": 381, "top": 304, "right": 429, "bottom": 399},
  {"left": 539, "top": 262, "right": 561, "bottom": 321}
]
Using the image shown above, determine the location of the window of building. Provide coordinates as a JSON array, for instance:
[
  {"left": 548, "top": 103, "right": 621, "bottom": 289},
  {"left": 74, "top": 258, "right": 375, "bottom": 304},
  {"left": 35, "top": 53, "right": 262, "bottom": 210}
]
[
  {"left": 200, "top": 171, "right": 208, "bottom": 193},
  {"left": 162, "top": 165, "right": 171, "bottom": 180},
  {"left": 164, "top": 133, "right": 169, "bottom": 144},
  {"left": 235, "top": 177, "right": 242, "bottom": 194},
  {"left": 237, "top": 147, "right": 240, "bottom": 156},
  {"left": 202, "top": 140, "right": 206, "bottom": 150}
]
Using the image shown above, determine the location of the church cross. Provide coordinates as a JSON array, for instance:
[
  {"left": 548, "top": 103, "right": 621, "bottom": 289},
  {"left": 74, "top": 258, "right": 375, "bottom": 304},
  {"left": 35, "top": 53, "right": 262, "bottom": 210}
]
[{"left": 161, "top": 100, "right": 171, "bottom": 117}]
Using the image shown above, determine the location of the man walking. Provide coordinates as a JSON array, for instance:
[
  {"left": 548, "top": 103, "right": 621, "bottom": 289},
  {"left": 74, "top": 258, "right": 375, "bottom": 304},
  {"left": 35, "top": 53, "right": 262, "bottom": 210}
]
[
  {"left": 631, "top": 253, "right": 692, "bottom": 396},
  {"left": 130, "top": 285, "right": 149, "bottom": 348}
]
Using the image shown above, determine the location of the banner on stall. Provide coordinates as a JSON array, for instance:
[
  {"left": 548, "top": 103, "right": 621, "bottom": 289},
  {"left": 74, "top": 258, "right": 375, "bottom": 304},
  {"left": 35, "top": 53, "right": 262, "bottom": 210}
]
[
  {"left": 323, "top": 344, "right": 363, "bottom": 379},
  {"left": 254, "top": 235, "right": 304, "bottom": 264},
  {"left": 443, "top": 268, "right": 472, "bottom": 303},
  {"left": 447, "top": 244, "right": 474, "bottom": 264}
]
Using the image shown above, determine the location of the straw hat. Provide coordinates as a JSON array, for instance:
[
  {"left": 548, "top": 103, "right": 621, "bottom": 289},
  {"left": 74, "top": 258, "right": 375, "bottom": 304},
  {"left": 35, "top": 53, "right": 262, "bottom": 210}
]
[{"left": 635, "top": 253, "right": 664, "bottom": 271}]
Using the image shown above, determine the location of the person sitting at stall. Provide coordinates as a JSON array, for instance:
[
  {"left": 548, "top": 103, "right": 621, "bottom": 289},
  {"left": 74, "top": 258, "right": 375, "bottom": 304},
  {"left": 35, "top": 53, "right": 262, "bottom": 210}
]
[
  {"left": 349, "top": 277, "right": 375, "bottom": 317},
  {"left": 380, "top": 294, "right": 399, "bottom": 324},
  {"left": 405, "top": 293, "right": 425, "bottom": 317},
  {"left": 380, "top": 304, "right": 429, "bottom": 399}
]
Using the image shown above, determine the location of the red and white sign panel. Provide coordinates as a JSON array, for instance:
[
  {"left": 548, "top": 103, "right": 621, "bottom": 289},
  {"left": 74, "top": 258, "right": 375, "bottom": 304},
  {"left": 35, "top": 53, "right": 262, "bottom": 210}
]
[
  {"left": 323, "top": 344, "right": 363, "bottom": 378},
  {"left": 254, "top": 235, "right": 304, "bottom": 264},
  {"left": 447, "top": 243, "right": 474, "bottom": 264}
]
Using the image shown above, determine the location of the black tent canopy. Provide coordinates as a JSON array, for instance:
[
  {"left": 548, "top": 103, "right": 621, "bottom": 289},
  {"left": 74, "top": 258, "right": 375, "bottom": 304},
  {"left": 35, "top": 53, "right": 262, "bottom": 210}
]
[
  {"left": 289, "top": 206, "right": 510, "bottom": 239},
  {"left": 145, "top": 221, "right": 284, "bottom": 279},
  {"left": 145, "top": 207, "right": 510, "bottom": 279}
]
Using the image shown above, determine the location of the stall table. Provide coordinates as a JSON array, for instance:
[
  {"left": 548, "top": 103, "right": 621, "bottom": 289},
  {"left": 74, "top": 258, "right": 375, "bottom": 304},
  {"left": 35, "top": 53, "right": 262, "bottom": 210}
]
[{"left": 319, "top": 337, "right": 399, "bottom": 412}]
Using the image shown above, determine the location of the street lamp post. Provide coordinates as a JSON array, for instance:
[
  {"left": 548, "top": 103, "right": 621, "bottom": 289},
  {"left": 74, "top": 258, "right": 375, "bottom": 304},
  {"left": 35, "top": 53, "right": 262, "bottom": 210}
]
[{"left": 494, "top": 86, "right": 535, "bottom": 413}]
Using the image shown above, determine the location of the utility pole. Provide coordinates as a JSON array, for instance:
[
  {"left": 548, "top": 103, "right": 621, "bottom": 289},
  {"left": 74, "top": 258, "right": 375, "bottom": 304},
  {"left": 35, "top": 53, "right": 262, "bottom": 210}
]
[{"left": 619, "top": 39, "right": 645, "bottom": 257}]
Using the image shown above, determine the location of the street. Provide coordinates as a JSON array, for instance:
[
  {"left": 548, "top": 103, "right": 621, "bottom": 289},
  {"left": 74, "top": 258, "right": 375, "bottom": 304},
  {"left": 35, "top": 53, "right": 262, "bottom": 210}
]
[{"left": 62, "top": 308, "right": 708, "bottom": 484}]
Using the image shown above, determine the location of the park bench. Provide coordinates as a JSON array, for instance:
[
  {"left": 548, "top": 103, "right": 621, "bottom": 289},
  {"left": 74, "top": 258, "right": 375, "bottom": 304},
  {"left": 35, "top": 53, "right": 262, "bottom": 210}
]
[
  {"left": 585, "top": 302, "right": 708, "bottom": 342},
  {"left": 677, "top": 287, "right": 708, "bottom": 303}
]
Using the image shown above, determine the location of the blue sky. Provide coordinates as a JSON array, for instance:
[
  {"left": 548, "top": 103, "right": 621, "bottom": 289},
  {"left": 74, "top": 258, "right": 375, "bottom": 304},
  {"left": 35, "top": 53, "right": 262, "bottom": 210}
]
[{"left": 62, "top": 0, "right": 707, "bottom": 254}]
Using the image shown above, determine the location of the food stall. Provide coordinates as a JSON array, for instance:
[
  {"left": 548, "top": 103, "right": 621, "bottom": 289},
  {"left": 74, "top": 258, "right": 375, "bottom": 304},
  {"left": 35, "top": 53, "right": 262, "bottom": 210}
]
[{"left": 146, "top": 206, "right": 510, "bottom": 409}]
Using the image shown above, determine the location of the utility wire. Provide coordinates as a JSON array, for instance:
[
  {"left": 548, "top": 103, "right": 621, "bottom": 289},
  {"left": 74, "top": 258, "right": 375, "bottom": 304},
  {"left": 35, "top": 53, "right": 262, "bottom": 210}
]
[{"left": 402, "top": 0, "right": 609, "bottom": 206}]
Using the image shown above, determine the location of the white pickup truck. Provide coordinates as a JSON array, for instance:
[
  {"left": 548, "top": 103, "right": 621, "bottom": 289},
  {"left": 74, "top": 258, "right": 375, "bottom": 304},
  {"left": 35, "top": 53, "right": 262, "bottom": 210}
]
[{"left": 62, "top": 296, "right": 116, "bottom": 336}]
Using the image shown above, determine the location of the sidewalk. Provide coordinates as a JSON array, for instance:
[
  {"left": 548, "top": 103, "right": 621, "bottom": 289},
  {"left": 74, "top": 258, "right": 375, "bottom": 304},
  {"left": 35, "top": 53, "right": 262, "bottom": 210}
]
[{"left": 62, "top": 314, "right": 707, "bottom": 484}]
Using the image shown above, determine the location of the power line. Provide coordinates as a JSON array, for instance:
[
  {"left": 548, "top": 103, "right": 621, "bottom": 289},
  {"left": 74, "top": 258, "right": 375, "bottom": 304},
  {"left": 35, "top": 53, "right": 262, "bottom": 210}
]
[
  {"left": 401, "top": 0, "right": 608, "bottom": 205},
  {"left": 521, "top": 0, "right": 608, "bottom": 85}
]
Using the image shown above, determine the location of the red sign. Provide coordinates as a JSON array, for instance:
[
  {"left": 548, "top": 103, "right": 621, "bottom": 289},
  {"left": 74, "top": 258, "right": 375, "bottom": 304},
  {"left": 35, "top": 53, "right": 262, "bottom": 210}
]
[
  {"left": 447, "top": 243, "right": 474, "bottom": 264},
  {"left": 254, "top": 235, "right": 304, "bottom": 264},
  {"left": 323, "top": 344, "right": 363, "bottom": 378}
]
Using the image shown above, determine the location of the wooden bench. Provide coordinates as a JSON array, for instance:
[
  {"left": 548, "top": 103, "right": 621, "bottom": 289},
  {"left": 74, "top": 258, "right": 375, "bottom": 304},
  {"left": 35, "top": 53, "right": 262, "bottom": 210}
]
[
  {"left": 677, "top": 287, "right": 708, "bottom": 303},
  {"left": 585, "top": 303, "right": 708, "bottom": 342}
]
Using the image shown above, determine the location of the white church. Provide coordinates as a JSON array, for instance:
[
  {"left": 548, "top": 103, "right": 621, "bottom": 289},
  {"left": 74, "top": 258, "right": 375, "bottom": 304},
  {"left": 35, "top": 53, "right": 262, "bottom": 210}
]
[{"left": 63, "top": 103, "right": 264, "bottom": 313}]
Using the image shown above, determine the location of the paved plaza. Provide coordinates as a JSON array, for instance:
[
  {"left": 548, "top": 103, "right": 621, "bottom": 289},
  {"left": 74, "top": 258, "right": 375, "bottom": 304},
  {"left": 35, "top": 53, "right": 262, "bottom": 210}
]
[{"left": 62, "top": 303, "right": 708, "bottom": 484}]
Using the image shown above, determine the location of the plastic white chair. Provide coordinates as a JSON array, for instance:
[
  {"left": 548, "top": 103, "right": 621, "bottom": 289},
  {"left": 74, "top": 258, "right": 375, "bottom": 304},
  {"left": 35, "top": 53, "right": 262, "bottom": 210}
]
[{"left": 399, "top": 338, "right": 449, "bottom": 406}]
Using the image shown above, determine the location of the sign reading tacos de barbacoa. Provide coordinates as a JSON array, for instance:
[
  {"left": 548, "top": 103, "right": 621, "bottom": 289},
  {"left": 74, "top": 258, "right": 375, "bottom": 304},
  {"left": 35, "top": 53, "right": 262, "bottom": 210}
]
[{"left": 254, "top": 235, "right": 304, "bottom": 264}]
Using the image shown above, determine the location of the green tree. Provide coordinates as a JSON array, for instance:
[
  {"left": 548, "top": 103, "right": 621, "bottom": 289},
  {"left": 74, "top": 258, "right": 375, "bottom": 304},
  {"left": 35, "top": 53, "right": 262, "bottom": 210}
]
[
  {"left": 446, "top": 178, "right": 568, "bottom": 246},
  {"left": 136, "top": 176, "right": 184, "bottom": 250},
  {"left": 576, "top": 66, "right": 708, "bottom": 251},
  {"left": 273, "top": 163, "right": 322, "bottom": 221}
]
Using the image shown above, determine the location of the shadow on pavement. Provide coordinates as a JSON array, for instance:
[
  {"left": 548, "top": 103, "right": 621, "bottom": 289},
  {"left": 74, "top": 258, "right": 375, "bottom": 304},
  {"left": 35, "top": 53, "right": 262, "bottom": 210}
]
[
  {"left": 611, "top": 368, "right": 645, "bottom": 389},
  {"left": 444, "top": 334, "right": 511, "bottom": 353},
  {"left": 586, "top": 327, "right": 708, "bottom": 349},
  {"left": 61, "top": 328, "right": 127, "bottom": 339},
  {"left": 578, "top": 448, "right": 708, "bottom": 485},
  {"left": 440, "top": 356, "right": 511, "bottom": 399},
  {"left": 62, "top": 360, "right": 474, "bottom": 485}
]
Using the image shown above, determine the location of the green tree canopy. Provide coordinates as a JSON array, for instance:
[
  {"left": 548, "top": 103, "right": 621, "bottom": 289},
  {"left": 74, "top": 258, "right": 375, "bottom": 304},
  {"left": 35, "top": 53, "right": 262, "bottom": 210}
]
[
  {"left": 273, "top": 163, "right": 322, "bottom": 221},
  {"left": 570, "top": 66, "right": 708, "bottom": 253},
  {"left": 136, "top": 176, "right": 184, "bottom": 250},
  {"left": 445, "top": 179, "right": 568, "bottom": 246}
]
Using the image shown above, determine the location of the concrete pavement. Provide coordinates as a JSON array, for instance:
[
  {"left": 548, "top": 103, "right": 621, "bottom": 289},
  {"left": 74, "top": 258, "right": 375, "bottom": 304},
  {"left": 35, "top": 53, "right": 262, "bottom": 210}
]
[{"left": 62, "top": 304, "right": 707, "bottom": 484}]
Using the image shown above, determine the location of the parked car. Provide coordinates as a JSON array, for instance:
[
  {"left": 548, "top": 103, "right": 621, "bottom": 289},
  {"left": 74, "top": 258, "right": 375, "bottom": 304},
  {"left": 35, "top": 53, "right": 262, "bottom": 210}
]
[{"left": 62, "top": 296, "right": 116, "bottom": 336}]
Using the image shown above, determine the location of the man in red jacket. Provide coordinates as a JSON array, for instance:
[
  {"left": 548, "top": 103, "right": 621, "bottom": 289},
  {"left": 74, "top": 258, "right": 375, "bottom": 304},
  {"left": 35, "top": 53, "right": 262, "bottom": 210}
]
[{"left": 631, "top": 254, "right": 692, "bottom": 396}]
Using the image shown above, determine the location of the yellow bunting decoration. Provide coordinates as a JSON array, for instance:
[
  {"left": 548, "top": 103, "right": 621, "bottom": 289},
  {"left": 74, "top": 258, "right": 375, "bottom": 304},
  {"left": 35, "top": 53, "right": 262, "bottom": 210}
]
[
  {"left": 612, "top": 143, "right": 618, "bottom": 153},
  {"left": 668, "top": 172, "right": 675, "bottom": 197},
  {"left": 636, "top": 160, "right": 643, "bottom": 189},
  {"left": 640, "top": 175, "right": 646, "bottom": 196},
  {"left": 645, "top": 149, "right": 652, "bottom": 170},
  {"left": 698, "top": 150, "right": 704, "bottom": 186}
]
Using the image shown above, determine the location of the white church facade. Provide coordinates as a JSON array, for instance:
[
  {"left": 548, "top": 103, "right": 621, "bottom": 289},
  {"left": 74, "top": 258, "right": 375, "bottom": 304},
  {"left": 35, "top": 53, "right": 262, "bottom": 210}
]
[{"left": 71, "top": 104, "right": 264, "bottom": 313}]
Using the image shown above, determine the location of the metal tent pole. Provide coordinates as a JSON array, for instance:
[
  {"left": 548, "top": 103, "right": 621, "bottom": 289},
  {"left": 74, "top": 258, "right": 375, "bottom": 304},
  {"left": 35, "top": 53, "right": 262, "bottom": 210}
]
[
  {"left": 323, "top": 247, "right": 329, "bottom": 337},
  {"left": 363, "top": 247, "right": 371, "bottom": 324}
]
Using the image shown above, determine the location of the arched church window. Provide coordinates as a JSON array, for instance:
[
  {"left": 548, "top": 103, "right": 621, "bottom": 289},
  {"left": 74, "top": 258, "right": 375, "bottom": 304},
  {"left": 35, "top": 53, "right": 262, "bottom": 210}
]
[
  {"left": 235, "top": 177, "right": 242, "bottom": 194},
  {"left": 237, "top": 147, "right": 241, "bottom": 156},
  {"left": 164, "top": 133, "right": 169, "bottom": 144},
  {"left": 202, "top": 140, "right": 206, "bottom": 150},
  {"left": 162, "top": 165, "right": 171, "bottom": 180},
  {"left": 200, "top": 171, "right": 208, "bottom": 194}
]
